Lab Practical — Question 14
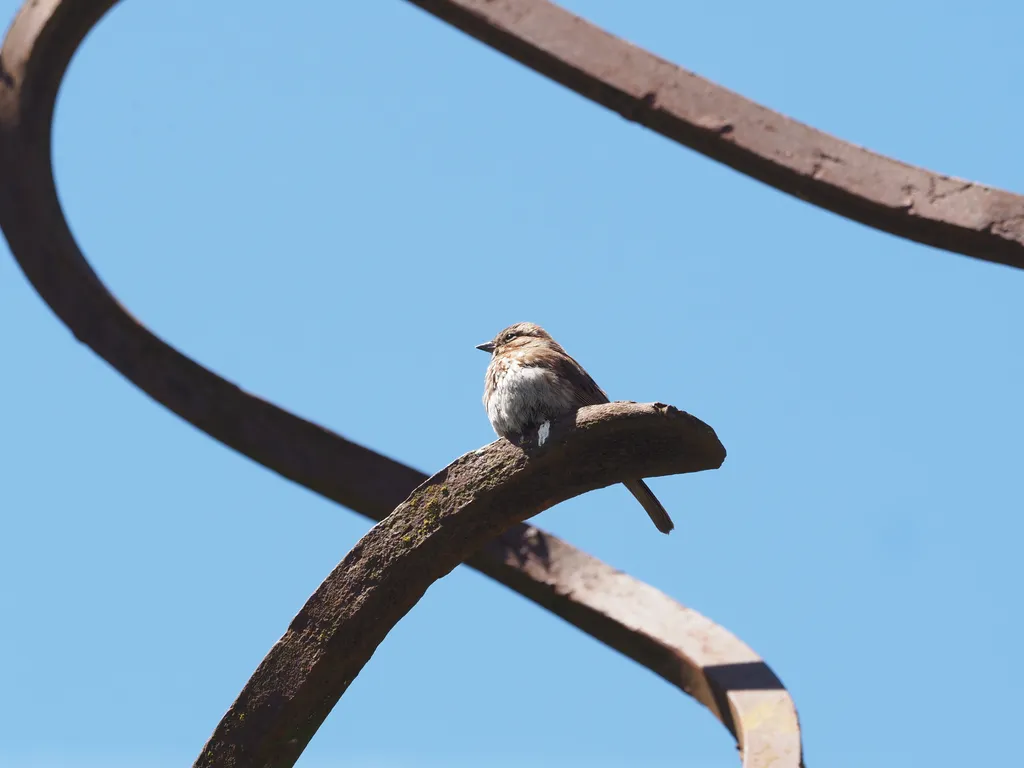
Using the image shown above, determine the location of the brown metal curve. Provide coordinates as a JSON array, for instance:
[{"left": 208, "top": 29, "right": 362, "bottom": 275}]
[
  {"left": 0, "top": 1, "right": 801, "bottom": 766},
  {"left": 408, "top": 0, "right": 1024, "bottom": 272},
  {"left": 195, "top": 402, "right": 728, "bottom": 767}
]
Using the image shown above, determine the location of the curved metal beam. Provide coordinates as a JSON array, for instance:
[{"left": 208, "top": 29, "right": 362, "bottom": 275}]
[
  {"left": 194, "top": 402, "right": 726, "bottom": 767},
  {"left": 0, "top": 1, "right": 802, "bottom": 765},
  {"left": 409, "top": 0, "right": 1024, "bottom": 271}
]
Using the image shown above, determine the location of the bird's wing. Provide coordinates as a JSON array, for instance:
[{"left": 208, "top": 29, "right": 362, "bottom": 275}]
[{"left": 546, "top": 351, "right": 610, "bottom": 407}]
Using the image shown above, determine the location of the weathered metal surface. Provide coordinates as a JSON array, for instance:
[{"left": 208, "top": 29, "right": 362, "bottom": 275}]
[
  {"left": 0, "top": 1, "right": 808, "bottom": 766},
  {"left": 194, "top": 403, "right": 728, "bottom": 767},
  {"left": 409, "top": 0, "right": 1024, "bottom": 272}
]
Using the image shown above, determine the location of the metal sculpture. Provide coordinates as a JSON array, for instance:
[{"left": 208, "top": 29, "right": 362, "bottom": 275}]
[{"left": 7, "top": 0, "right": 1017, "bottom": 766}]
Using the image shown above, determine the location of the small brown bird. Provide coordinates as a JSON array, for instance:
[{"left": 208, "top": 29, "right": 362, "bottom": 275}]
[{"left": 477, "top": 322, "right": 674, "bottom": 534}]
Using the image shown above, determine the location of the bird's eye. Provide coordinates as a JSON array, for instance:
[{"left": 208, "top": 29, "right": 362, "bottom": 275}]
[{"left": 505, "top": 332, "right": 518, "bottom": 342}]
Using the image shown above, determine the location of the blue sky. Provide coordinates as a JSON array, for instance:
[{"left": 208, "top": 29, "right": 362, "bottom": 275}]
[{"left": 2, "top": 1, "right": 1022, "bottom": 766}]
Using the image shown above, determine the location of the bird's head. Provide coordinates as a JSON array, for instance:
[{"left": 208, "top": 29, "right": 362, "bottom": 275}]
[{"left": 475, "top": 322, "right": 555, "bottom": 356}]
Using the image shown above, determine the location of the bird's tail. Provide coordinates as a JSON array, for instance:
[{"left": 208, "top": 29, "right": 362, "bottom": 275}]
[{"left": 623, "top": 478, "right": 675, "bottom": 534}]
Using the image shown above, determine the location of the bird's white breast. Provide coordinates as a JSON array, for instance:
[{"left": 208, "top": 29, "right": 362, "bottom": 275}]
[{"left": 485, "top": 358, "right": 574, "bottom": 437}]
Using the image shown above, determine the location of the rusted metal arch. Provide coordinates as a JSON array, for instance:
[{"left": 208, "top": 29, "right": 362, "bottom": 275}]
[
  {"left": 32, "top": 0, "right": 1024, "bottom": 765},
  {"left": 0, "top": 4, "right": 803, "bottom": 765},
  {"left": 194, "top": 402, "right": 729, "bottom": 767},
  {"left": 408, "top": 0, "right": 1024, "bottom": 272}
]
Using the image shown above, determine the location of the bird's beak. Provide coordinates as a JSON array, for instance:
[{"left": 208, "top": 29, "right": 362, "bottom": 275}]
[{"left": 475, "top": 341, "right": 496, "bottom": 353}]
